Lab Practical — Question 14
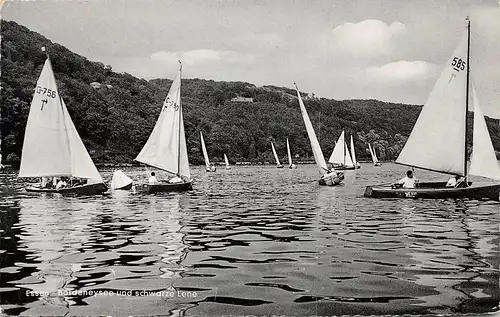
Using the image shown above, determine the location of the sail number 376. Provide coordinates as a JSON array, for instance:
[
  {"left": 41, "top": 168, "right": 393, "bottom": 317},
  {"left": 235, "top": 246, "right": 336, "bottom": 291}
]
[
  {"left": 451, "top": 57, "right": 465, "bottom": 71},
  {"left": 36, "top": 86, "right": 57, "bottom": 98}
]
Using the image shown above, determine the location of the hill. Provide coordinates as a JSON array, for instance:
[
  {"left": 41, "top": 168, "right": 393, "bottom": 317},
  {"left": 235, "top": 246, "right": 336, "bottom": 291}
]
[{"left": 1, "top": 20, "right": 499, "bottom": 167}]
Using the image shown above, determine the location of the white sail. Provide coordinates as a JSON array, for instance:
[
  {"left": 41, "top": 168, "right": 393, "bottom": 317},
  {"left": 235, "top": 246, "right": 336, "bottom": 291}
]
[
  {"left": 468, "top": 84, "right": 500, "bottom": 180},
  {"left": 350, "top": 135, "right": 357, "bottom": 166},
  {"left": 111, "top": 170, "right": 133, "bottom": 189},
  {"left": 286, "top": 138, "right": 293, "bottom": 166},
  {"left": 328, "top": 131, "right": 354, "bottom": 167},
  {"left": 396, "top": 30, "right": 468, "bottom": 176},
  {"left": 224, "top": 153, "right": 230, "bottom": 168},
  {"left": 200, "top": 131, "right": 211, "bottom": 168},
  {"left": 18, "top": 58, "right": 102, "bottom": 182},
  {"left": 372, "top": 145, "right": 379, "bottom": 164},
  {"left": 295, "top": 84, "right": 328, "bottom": 174},
  {"left": 135, "top": 63, "right": 191, "bottom": 179},
  {"left": 271, "top": 142, "right": 281, "bottom": 166}
]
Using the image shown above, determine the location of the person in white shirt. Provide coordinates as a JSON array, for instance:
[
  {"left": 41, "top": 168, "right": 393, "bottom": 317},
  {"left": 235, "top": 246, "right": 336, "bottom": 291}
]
[
  {"left": 56, "top": 178, "right": 67, "bottom": 189},
  {"left": 446, "top": 175, "right": 464, "bottom": 188},
  {"left": 148, "top": 172, "right": 158, "bottom": 184},
  {"left": 394, "top": 170, "right": 418, "bottom": 189}
]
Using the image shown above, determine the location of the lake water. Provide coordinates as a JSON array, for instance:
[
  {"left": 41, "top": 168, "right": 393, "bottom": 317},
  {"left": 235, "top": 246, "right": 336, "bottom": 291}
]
[{"left": 0, "top": 163, "right": 498, "bottom": 316}]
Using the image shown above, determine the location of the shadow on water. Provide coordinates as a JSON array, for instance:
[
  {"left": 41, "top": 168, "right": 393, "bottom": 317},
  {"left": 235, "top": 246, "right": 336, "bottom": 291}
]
[{"left": 0, "top": 165, "right": 498, "bottom": 316}]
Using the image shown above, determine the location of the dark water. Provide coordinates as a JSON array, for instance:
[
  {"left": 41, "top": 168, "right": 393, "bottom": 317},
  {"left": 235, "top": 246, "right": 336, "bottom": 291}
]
[{"left": 0, "top": 164, "right": 498, "bottom": 316}]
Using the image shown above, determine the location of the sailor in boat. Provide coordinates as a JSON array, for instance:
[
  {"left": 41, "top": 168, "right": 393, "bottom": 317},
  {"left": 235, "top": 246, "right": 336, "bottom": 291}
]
[
  {"left": 321, "top": 169, "right": 341, "bottom": 186},
  {"left": 56, "top": 177, "right": 68, "bottom": 189},
  {"left": 148, "top": 172, "right": 159, "bottom": 184},
  {"left": 392, "top": 170, "right": 419, "bottom": 189},
  {"left": 446, "top": 175, "right": 466, "bottom": 188}
]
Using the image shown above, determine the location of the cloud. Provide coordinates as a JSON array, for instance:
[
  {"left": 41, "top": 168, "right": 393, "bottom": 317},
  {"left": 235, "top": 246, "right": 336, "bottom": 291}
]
[
  {"left": 328, "top": 20, "right": 406, "bottom": 56},
  {"left": 151, "top": 49, "right": 255, "bottom": 66},
  {"left": 365, "top": 60, "right": 438, "bottom": 84}
]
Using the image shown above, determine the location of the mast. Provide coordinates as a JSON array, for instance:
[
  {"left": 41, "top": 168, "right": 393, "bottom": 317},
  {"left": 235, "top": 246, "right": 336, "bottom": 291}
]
[
  {"left": 464, "top": 18, "right": 470, "bottom": 180},
  {"left": 177, "top": 60, "right": 182, "bottom": 177}
]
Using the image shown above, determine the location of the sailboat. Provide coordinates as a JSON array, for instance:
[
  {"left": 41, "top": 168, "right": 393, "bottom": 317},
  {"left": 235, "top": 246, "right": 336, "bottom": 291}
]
[
  {"left": 328, "top": 131, "right": 355, "bottom": 170},
  {"left": 18, "top": 50, "right": 107, "bottom": 195},
  {"left": 350, "top": 135, "right": 361, "bottom": 169},
  {"left": 368, "top": 143, "right": 381, "bottom": 166},
  {"left": 134, "top": 61, "right": 193, "bottom": 193},
  {"left": 294, "top": 83, "right": 344, "bottom": 186},
  {"left": 224, "top": 154, "right": 231, "bottom": 170},
  {"left": 286, "top": 138, "right": 297, "bottom": 169},
  {"left": 365, "top": 18, "right": 500, "bottom": 201},
  {"left": 200, "top": 131, "right": 216, "bottom": 172},
  {"left": 111, "top": 170, "right": 133, "bottom": 190},
  {"left": 271, "top": 141, "right": 284, "bottom": 168}
]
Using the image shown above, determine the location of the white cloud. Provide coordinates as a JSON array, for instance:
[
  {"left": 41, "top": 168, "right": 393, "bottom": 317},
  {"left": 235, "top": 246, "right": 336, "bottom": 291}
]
[
  {"left": 151, "top": 49, "right": 255, "bottom": 66},
  {"left": 365, "top": 60, "right": 438, "bottom": 84},
  {"left": 328, "top": 20, "right": 406, "bottom": 56}
]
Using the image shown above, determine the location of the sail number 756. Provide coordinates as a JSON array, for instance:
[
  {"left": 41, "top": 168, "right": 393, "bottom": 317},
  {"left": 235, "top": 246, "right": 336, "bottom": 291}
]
[
  {"left": 451, "top": 57, "right": 465, "bottom": 71},
  {"left": 35, "top": 86, "right": 57, "bottom": 98}
]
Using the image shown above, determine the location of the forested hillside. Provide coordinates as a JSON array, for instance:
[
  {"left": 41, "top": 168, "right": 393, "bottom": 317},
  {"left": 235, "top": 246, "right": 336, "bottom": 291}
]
[{"left": 2, "top": 20, "right": 499, "bottom": 166}]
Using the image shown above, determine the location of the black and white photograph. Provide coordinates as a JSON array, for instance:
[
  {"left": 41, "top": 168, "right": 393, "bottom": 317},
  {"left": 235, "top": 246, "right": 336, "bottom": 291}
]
[{"left": 0, "top": 0, "right": 499, "bottom": 316}]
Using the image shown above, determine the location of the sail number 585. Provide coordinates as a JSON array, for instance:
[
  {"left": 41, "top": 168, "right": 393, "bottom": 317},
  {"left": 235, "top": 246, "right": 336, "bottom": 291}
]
[
  {"left": 451, "top": 57, "right": 465, "bottom": 71},
  {"left": 36, "top": 86, "right": 57, "bottom": 98}
]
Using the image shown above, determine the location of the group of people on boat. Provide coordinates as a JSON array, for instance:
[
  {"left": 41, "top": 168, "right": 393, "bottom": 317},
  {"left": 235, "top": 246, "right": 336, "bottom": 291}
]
[
  {"left": 392, "top": 170, "right": 466, "bottom": 189},
  {"left": 40, "top": 177, "right": 88, "bottom": 189},
  {"left": 147, "top": 171, "right": 185, "bottom": 185}
]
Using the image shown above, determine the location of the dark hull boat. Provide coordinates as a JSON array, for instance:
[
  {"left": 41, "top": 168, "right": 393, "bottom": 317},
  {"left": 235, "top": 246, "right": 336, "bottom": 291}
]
[
  {"left": 277, "top": 165, "right": 284, "bottom": 168},
  {"left": 115, "top": 183, "right": 133, "bottom": 190},
  {"left": 135, "top": 180, "right": 193, "bottom": 194},
  {"left": 319, "top": 172, "right": 345, "bottom": 186},
  {"left": 332, "top": 165, "right": 355, "bottom": 171},
  {"left": 26, "top": 183, "right": 108, "bottom": 195},
  {"left": 364, "top": 182, "right": 500, "bottom": 201}
]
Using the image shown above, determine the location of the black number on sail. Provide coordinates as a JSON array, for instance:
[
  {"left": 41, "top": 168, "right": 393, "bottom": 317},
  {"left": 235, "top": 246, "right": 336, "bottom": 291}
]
[
  {"left": 35, "top": 86, "right": 57, "bottom": 98},
  {"left": 164, "top": 97, "right": 179, "bottom": 111},
  {"left": 40, "top": 98, "right": 48, "bottom": 110},
  {"left": 451, "top": 57, "right": 466, "bottom": 71}
]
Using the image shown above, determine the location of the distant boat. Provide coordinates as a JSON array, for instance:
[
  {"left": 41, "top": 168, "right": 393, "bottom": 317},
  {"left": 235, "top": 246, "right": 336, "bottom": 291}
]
[
  {"left": 201, "top": 131, "right": 216, "bottom": 172},
  {"left": 328, "top": 131, "right": 355, "bottom": 170},
  {"left": 111, "top": 170, "right": 133, "bottom": 190},
  {"left": 271, "top": 141, "right": 284, "bottom": 168},
  {"left": 18, "top": 50, "right": 107, "bottom": 195},
  {"left": 294, "top": 83, "right": 343, "bottom": 186},
  {"left": 350, "top": 135, "right": 361, "bottom": 169},
  {"left": 134, "top": 61, "right": 193, "bottom": 193},
  {"left": 368, "top": 143, "right": 381, "bottom": 166},
  {"left": 365, "top": 18, "right": 500, "bottom": 201},
  {"left": 224, "top": 153, "right": 231, "bottom": 170},
  {"left": 286, "top": 138, "right": 297, "bottom": 169}
]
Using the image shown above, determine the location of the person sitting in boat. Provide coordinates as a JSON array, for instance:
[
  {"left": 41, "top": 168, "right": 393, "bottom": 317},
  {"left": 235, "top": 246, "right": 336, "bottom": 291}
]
[
  {"left": 56, "top": 178, "right": 68, "bottom": 189},
  {"left": 148, "top": 172, "right": 158, "bottom": 184},
  {"left": 321, "top": 169, "right": 340, "bottom": 185},
  {"left": 168, "top": 176, "right": 183, "bottom": 184},
  {"left": 446, "top": 175, "right": 466, "bottom": 188},
  {"left": 393, "top": 170, "right": 419, "bottom": 189}
]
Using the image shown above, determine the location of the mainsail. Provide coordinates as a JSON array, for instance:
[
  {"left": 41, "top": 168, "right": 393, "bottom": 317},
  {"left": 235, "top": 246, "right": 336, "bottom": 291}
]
[
  {"left": 286, "top": 138, "right": 293, "bottom": 166},
  {"left": 200, "top": 131, "right": 211, "bottom": 168},
  {"left": 328, "top": 131, "right": 354, "bottom": 167},
  {"left": 18, "top": 57, "right": 102, "bottom": 182},
  {"left": 224, "top": 154, "right": 230, "bottom": 168},
  {"left": 468, "top": 83, "right": 500, "bottom": 180},
  {"left": 350, "top": 135, "right": 358, "bottom": 166},
  {"left": 135, "top": 62, "right": 191, "bottom": 179},
  {"left": 271, "top": 142, "right": 281, "bottom": 166},
  {"left": 396, "top": 30, "right": 468, "bottom": 176},
  {"left": 295, "top": 84, "right": 328, "bottom": 174},
  {"left": 368, "top": 143, "right": 377, "bottom": 164}
]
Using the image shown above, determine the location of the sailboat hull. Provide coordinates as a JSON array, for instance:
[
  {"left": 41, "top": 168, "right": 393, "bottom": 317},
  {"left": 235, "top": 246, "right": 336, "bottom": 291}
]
[
  {"left": 135, "top": 180, "right": 193, "bottom": 194},
  {"left": 277, "top": 165, "right": 284, "bottom": 168},
  {"left": 25, "top": 182, "right": 108, "bottom": 195},
  {"left": 364, "top": 182, "right": 500, "bottom": 201},
  {"left": 318, "top": 172, "right": 345, "bottom": 186},
  {"left": 332, "top": 165, "right": 356, "bottom": 170},
  {"left": 114, "top": 183, "right": 133, "bottom": 190}
]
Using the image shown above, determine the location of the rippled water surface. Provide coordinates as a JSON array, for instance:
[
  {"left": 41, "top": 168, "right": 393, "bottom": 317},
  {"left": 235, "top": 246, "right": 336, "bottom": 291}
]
[{"left": 0, "top": 164, "right": 499, "bottom": 316}]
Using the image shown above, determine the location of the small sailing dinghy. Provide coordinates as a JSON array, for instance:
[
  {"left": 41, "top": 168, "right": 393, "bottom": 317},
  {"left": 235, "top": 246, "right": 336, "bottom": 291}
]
[
  {"left": 286, "top": 138, "right": 297, "bottom": 169},
  {"left": 134, "top": 61, "right": 193, "bottom": 193},
  {"left": 350, "top": 135, "right": 361, "bottom": 169},
  {"left": 201, "top": 132, "right": 216, "bottom": 172},
  {"left": 328, "top": 131, "right": 355, "bottom": 170},
  {"left": 365, "top": 18, "right": 500, "bottom": 201},
  {"left": 111, "top": 170, "right": 133, "bottom": 190},
  {"left": 18, "top": 51, "right": 107, "bottom": 195},
  {"left": 271, "top": 141, "right": 284, "bottom": 168},
  {"left": 224, "top": 154, "right": 231, "bottom": 170},
  {"left": 368, "top": 143, "right": 381, "bottom": 166},
  {"left": 295, "top": 83, "right": 344, "bottom": 186}
]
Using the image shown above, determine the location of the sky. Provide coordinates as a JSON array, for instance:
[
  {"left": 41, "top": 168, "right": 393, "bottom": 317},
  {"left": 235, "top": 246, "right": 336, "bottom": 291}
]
[{"left": 3, "top": 0, "right": 500, "bottom": 118}]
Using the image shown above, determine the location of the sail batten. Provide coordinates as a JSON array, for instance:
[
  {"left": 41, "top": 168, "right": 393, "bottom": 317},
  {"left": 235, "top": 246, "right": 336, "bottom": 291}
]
[
  {"left": 396, "top": 30, "right": 468, "bottom": 175},
  {"left": 135, "top": 64, "right": 191, "bottom": 179},
  {"left": 295, "top": 84, "right": 328, "bottom": 174}
]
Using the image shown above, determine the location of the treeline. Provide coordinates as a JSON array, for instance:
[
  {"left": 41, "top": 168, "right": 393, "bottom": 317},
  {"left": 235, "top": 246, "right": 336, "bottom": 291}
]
[{"left": 1, "top": 20, "right": 499, "bottom": 166}]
